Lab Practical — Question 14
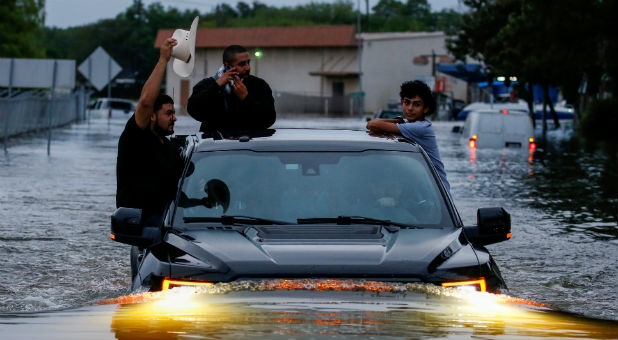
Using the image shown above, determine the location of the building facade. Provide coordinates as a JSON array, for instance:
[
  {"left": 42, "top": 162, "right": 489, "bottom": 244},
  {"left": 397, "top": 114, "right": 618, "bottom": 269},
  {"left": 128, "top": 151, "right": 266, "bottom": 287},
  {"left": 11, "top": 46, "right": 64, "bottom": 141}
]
[{"left": 359, "top": 32, "right": 468, "bottom": 116}]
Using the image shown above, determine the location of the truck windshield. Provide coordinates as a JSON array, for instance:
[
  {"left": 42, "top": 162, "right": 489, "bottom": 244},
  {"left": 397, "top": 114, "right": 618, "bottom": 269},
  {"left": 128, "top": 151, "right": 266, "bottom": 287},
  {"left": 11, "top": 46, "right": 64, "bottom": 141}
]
[{"left": 175, "top": 150, "right": 453, "bottom": 228}]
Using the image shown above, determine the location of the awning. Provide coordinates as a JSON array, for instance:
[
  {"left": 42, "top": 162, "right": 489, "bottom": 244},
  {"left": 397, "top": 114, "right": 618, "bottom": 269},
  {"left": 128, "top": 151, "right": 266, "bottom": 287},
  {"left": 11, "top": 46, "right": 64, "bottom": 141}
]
[
  {"left": 436, "top": 63, "right": 487, "bottom": 83},
  {"left": 309, "top": 54, "right": 358, "bottom": 78},
  {"left": 308, "top": 71, "right": 359, "bottom": 77}
]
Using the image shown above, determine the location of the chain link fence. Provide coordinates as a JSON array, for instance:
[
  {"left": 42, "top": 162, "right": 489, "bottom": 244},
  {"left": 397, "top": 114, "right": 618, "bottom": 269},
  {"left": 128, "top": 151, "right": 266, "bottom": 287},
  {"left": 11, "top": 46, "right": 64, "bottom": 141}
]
[{"left": 1, "top": 90, "right": 88, "bottom": 143}]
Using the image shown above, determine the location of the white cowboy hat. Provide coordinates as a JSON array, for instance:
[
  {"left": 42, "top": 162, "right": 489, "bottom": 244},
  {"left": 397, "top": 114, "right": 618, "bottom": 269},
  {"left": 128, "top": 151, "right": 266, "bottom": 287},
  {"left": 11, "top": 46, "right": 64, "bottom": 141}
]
[{"left": 171, "top": 16, "right": 199, "bottom": 78}]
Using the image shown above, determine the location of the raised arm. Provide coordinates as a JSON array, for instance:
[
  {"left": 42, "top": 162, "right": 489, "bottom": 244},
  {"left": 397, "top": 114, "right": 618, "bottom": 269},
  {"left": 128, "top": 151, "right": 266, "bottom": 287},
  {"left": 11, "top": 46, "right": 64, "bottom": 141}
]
[{"left": 134, "top": 37, "right": 177, "bottom": 129}]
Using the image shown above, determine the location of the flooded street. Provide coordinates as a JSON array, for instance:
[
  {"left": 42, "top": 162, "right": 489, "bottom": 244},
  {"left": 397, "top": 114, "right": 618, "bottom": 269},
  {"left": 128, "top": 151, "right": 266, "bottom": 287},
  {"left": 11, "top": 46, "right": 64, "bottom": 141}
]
[{"left": 0, "top": 115, "right": 616, "bottom": 338}]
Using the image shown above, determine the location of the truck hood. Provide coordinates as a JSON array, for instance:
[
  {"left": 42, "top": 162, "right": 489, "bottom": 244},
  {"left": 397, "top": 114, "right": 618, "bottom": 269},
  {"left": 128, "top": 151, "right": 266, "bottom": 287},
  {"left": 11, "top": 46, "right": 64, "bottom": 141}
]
[{"left": 166, "top": 225, "right": 477, "bottom": 280}]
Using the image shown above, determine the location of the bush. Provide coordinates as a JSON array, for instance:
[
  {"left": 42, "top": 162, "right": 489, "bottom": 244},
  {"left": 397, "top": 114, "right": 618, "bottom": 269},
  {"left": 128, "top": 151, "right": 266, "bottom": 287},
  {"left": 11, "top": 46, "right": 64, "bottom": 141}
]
[{"left": 580, "top": 97, "right": 618, "bottom": 142}]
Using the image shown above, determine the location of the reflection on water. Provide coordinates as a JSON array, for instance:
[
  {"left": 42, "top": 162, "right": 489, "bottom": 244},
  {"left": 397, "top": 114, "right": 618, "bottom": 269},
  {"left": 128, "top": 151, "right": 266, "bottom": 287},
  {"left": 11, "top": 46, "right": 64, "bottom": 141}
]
[
  {"left": 524, "top": 137, "right": 617, "bottom": 240},
  {"left": 104, "top": 280, "right": 618, "bottom": 340},
  {"left": 436, "top": 122, "right": 617, "bottom": 321}
]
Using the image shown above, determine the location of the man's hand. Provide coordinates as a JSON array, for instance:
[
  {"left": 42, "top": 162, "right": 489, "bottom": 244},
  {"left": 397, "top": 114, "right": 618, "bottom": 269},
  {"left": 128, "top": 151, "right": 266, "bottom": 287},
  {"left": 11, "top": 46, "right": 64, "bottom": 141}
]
[
  {"left": 366, "top": 118, "right": 401, "bottom": 135},
  {"left": 136, "top": 37, "right": 177, "bottom": 129},
  {"left": 216, "top": 67, "right": 239, "bottom": 87},
  {"left": 366, "top": 119, "right": 381, "bottom": 131},
  {"left": 232, "top": 77, "right": 248, "bottom": 100},
  {"left": 159, "top": 38, "right": 177, "bottom": 63}
]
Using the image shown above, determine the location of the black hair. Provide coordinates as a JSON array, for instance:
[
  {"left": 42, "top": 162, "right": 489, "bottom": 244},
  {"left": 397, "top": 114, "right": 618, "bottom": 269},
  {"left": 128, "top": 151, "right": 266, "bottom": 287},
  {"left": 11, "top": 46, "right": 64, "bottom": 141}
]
[
  {"left": 153, "top": 93, "right": 173, "bottom": 113},
  {"left": 400, "top": 80, "right": 436, "bottom": 116},
  {"left": 222, "top": 45, "right": 248, "bottom": 64}
]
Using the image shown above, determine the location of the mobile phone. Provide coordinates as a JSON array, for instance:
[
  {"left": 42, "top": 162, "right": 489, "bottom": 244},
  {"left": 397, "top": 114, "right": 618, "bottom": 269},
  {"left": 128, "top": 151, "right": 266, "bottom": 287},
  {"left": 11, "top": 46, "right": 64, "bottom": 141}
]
[{"left": 224, "top": 65, "right": 234, "bottom": 86}]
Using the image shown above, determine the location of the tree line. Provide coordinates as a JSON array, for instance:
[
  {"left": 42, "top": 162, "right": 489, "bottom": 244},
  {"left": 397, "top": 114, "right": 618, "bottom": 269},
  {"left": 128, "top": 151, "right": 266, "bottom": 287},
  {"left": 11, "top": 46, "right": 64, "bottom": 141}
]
[{"left": 447, "top": 0, "right": 616, "bottom": 137}]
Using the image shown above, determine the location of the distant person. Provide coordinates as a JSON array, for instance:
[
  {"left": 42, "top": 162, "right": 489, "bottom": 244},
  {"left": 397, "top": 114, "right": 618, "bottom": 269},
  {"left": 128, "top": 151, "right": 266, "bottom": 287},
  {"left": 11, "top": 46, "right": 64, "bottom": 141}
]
[
  {"left": 366, "top": 80, "right": 450, "bottom": 193},
  {"left": 116, "top": 37, "right": 184, "bottom": 221},
  {"left": 187, "top": 45, "right": 276, "bottom": 132}
]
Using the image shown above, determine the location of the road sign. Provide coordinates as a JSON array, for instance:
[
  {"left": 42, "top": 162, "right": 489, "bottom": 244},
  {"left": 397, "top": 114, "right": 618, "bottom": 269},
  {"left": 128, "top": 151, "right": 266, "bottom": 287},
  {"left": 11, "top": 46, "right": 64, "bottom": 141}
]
[
  {"left": 78, "top": 47, "right": 122, "bottom": 91},
  {"left": 0, "top": 58, "right": 75, "bottom": 89}
]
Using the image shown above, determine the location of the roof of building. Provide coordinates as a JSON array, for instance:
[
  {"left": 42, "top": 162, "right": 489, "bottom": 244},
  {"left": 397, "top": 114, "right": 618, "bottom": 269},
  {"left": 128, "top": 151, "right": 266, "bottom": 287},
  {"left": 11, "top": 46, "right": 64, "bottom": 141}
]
[
  {"left": 155, "top": 25, "right": 357, "bottom": 48},
  {"left": 357, "top": 31, "right": 445, "bottom": 41}
]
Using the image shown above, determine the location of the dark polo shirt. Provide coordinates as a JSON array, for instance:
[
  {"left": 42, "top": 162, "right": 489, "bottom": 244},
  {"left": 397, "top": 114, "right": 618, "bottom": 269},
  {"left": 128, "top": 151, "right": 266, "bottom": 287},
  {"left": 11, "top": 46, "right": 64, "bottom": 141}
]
[{"left": 116, "top": 115, "right": 183, "bottom": 215}]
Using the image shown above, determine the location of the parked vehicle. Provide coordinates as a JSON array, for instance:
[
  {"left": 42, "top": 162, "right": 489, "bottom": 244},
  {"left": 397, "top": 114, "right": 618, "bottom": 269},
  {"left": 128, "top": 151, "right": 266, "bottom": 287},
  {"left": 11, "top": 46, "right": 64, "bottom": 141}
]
[
  {"left": 367, "top": 109, "right": 402, "bottom": 121},
  {"left": 111, "top": 129, "right": 511, "bottom": 293},
  {"left": 367, "top": 100, "right": 403, "bottom": 121},
  {"left": 460, "top": 110, "right": 536, "bottom": 150},
  {"left": 88, "top": 98, "right": 135, "bottom": 118},
  {"left": 457, "top": 101, "right": 528, "bottom": 121}
]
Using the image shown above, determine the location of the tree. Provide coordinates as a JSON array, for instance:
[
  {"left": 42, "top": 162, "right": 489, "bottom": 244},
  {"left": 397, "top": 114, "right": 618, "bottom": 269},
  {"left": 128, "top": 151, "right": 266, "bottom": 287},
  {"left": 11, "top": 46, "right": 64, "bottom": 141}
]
[
  {"left": 448, "top": 0, "right": 605, "bottom": 131},
  {"left": 371, "top": 0, "right": 433, "bottom": 32},
  {"left": 0, "top": 0, "right": 45, "bottom": 58},
  {"left": 236, "top": 2, "right": 252, "bottom": 18}
]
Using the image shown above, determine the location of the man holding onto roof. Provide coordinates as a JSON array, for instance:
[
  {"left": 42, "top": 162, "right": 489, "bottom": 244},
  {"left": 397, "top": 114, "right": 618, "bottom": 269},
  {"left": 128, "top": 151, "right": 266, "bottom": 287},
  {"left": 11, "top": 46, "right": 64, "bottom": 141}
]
[
  {"left": 366, "top": 80, "right": 451, "bottom": 193},
  {"left": 187, "top": 45, "right": 276, "bottom": 132}
]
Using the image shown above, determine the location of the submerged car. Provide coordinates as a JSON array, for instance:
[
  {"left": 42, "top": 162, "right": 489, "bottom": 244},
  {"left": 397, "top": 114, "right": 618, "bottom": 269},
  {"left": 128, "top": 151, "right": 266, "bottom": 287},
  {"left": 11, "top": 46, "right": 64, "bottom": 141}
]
[
  {"left": 111, "top": 129, "right": 511, "bottom": 293},
  {"left": 460, "top": 109, "right": 536, "bottom": 149},
  {"left": 88, "top": 98, "right": 135, "bottom": 118}
]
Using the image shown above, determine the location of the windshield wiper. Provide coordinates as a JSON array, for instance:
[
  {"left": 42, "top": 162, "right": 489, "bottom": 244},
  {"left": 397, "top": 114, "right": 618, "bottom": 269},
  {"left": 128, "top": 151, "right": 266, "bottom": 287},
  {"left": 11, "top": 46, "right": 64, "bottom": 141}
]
[
  {"left": 183, "top": 215, "right": 294, "bottom": 225},
  {"left": 296, "top": 216, "right": 419, "bottom": 230}
]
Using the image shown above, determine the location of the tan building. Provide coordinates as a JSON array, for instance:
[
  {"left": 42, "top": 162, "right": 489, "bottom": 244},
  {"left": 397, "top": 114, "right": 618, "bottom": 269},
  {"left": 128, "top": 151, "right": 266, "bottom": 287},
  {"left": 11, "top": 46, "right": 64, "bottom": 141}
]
[
  {"left": 155, "top": 26, "right": 467, "bottom": 115},
  {"left": 155, "top": 25, "right": 359, "bottom": 114},
  {"left": 359, "top": 31, "right": 468, "bottom": 117}
]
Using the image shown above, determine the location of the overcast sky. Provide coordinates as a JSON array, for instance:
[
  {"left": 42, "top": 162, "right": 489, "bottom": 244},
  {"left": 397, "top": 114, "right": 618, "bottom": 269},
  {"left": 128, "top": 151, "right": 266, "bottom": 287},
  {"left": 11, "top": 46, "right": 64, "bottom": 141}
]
[{"left": 45, "top": 0, "right": 463, "bottom": 28}]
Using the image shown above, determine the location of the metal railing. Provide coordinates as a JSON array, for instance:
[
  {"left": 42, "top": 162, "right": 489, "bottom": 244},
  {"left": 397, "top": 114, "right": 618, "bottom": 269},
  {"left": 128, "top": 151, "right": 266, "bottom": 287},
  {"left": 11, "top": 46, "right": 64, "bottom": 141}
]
[{"left": 1, "top": 89, "right": 89, "bottom": 152}]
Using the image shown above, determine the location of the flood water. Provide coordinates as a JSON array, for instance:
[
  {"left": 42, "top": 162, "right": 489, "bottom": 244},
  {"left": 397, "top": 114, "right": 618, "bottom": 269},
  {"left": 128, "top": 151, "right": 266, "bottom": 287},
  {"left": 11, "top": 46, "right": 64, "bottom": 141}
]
[{"left": 0, "top": 114, "right": 616, "bottom": 339}]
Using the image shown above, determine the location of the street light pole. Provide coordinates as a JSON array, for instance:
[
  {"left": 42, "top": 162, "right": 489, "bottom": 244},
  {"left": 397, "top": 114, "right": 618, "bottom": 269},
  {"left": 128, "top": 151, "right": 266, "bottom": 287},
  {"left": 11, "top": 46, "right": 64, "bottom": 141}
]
[
  {"left": 357, "top": 0, "right": 364, "bottom": 118},
  {"left": 431, "top": 49, "right": 436, "bottom": 77}
]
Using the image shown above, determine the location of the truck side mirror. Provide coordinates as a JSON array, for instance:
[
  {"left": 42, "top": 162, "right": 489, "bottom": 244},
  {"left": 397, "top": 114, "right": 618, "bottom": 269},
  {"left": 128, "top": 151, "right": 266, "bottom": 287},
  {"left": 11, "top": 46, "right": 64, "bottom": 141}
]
[
  {"left": 464, "top": 207, "right": 511, "bottom": 246},
  {"left": 110, "top": 208, "right": 161, "bottom": 248}
]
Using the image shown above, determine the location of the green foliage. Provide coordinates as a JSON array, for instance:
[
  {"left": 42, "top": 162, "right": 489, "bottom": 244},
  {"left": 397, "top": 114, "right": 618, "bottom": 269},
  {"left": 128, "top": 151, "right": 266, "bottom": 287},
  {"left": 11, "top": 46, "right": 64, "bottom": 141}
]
[
  {"left": 447, "top": 0, "right": 613, "bottom": 107},
  {"left": 371, "top": 0, "right": 432, "bottom": 32},
  {"left": 217, "top": 0, "right": 357, "bottom": 27},
  {"left": 580, "top": 97, "right": 618, "bottom": 142},
  {"left": 0, "top": 0, "right": 45, "bottom": 58}
]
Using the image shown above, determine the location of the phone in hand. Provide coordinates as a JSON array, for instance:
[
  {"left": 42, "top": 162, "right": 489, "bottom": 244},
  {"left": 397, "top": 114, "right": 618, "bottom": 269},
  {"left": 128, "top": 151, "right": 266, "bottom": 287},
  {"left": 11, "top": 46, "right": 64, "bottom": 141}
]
[{"left": 224, "top": 65, "right": 234, "bottom": 86}]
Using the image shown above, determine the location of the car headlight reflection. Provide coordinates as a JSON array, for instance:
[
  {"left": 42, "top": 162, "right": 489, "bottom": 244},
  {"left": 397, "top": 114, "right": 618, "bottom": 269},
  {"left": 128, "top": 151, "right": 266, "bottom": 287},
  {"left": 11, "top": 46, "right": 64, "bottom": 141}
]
[
  {"left": 162, "top": 278, "right": 213, "bottom": 291},
  {"left": 441, "top": 278, "right": 487, "bottom": 292}
]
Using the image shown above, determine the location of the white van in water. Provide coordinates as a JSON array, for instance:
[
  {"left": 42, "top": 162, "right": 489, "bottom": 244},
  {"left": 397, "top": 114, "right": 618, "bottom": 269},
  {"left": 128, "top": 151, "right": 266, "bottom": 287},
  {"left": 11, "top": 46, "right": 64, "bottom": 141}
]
[
  {"left": 461, "top": 110, "right": 536, "bottom": 150},
  {"left": 87, "top": 98, "right": 135, "bottom": 118}
]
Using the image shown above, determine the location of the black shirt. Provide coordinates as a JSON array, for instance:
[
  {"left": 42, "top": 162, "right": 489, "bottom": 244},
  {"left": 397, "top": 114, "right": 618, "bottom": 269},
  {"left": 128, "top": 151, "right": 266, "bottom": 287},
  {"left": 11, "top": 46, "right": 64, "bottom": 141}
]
[
  {"left": 116, "top": 115, "right": 183, "bottom": 214},
  {"left": 187, "top": 75, "right": 276, "bottom": 132}
]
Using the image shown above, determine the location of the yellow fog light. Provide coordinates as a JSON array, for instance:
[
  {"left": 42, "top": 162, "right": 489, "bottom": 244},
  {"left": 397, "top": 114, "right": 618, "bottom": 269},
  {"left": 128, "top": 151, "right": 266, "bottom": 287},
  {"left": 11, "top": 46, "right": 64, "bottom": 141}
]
[
  {"left": 162, "top": 278, "right": 213, "bottom": 291},
  {"left": 441, "top": 278, "right": 487, "bottom": 292}
]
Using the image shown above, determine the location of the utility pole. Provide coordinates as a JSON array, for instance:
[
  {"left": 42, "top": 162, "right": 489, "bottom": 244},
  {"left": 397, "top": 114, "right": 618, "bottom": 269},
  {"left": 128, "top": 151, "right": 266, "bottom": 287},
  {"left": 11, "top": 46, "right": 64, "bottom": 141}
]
[
  {"left": 431, "top": 50, "right": 436, "bottom": 76},
  {"left": 365, "top": 0, "right": 370, "bottom": 32},
  {"left": 357, "top": 0, "right": 364, "bottom": 118}
]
